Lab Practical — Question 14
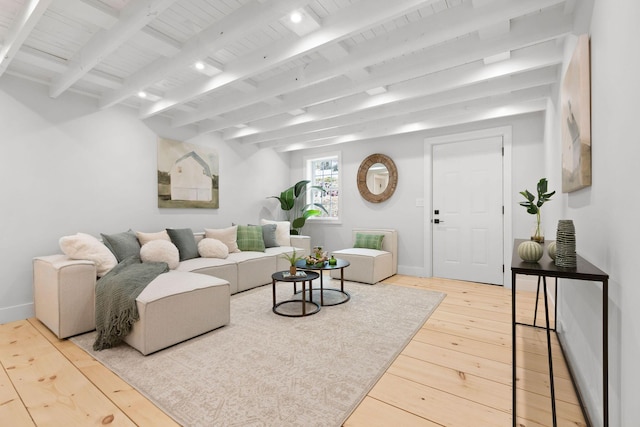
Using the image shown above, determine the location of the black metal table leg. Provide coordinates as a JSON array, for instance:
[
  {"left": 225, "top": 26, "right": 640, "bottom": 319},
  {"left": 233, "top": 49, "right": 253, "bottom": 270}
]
[
  {"left": 512, "top": 271, "right": 517, "bottom": 427},
  {"left": 543, "top": 276, "right": 557, "bottom": 427}
]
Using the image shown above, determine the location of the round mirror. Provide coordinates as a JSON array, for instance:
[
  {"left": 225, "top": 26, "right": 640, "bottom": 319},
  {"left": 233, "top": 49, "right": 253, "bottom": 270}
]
[{"left": 357, "top": 154, "right": 397, "bottom": 203}]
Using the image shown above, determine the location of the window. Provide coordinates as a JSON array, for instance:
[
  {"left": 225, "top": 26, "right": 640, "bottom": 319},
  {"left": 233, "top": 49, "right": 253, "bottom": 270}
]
[{"left": 305, "top": 152, "right": 341, "bottom": 221}]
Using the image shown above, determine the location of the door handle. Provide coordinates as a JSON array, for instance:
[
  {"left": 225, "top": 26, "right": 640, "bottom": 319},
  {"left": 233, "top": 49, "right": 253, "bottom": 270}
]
[{"left": 432, "top": 219, "right": 444, "bottom": 224}]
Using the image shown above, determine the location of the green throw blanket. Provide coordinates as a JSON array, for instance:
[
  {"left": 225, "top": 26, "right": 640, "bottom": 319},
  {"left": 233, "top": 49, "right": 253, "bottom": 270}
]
[{"left": 93, "top": 256, "right": 169, "bottom": 351}]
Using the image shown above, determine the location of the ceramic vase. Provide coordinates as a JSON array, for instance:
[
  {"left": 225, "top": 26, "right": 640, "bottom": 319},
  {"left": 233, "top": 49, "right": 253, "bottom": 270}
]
[
  {"left": 555, "top": 220, "right": 576, "bottom": 267},
  {"left": 518, "top": 240, "right": 544, "bottom": 262},
  {"left": 547, "top": 241, "right": 557, "bottom": 260}
]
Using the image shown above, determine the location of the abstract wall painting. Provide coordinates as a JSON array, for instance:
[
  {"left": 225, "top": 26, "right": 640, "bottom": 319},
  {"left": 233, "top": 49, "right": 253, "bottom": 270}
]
[
  {"left": 157, "top": 137, "right": 219, "bottom": 208},
  {"left": 561, "top": 34, "right": 592, "bottom": 193}
]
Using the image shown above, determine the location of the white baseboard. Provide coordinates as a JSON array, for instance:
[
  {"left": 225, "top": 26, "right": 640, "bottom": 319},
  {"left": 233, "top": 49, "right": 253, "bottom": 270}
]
[
  {"left": 397, "top": 265, "right": 425, "bottom": 277},
  {"left": 0, "top": 302, "right": 34, "bottom": 324}
]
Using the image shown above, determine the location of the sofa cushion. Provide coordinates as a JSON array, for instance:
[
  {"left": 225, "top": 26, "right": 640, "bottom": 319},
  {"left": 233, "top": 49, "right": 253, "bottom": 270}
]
[
  {"left": 198, "top": 238, "right": 229, "bottom": 258},
  {"left": 136, "top": 230, "right": 171, "bottom": 245},
  {"left": 354, "top": 233, "right": 384, "bottom": 250},
  {"left": 261, "top": 223, "right": 279, "bottom": 248},
  {"left": 205, "top": 225, "right": 240, "bottom": 253},
  {"left": 140, "top": 240, "right": 180, "bottom": 269},
  {"left": 237, "top": 225, "right": 266, "bottom": 252},
  {"left": 59, "top": 233, "right": 117, "bottom": 277},
  {"left": 166, "top": 228, "right": 200, "bottom": 261},
  {"left": 100, "top": 229, "right": 140, "bottom": 262},
  {"left": 260, "top": 219, "right": 290, "bottom": 246}
]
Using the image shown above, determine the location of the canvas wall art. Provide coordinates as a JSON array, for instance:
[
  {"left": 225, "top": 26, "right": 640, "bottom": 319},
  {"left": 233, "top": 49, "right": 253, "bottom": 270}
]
[
  {"left": 157, "top": 137, "right": 219, "bottom": 208},
  {"left": 561, "top": 34, "right": 591, "bottom": 193}
]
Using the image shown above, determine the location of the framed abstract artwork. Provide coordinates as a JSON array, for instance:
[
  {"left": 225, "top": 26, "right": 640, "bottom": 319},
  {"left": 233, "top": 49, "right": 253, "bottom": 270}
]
[
  {"left": 157, "top": 137, "right": 219, "bottom": 208},
  {"left": 561, "top": 34, "right": 591, "bottom": 193}
]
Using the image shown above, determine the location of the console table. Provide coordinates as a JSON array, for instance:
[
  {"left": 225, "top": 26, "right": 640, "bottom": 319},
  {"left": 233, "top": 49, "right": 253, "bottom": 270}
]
[{"left": 511, "top": 239, "right": 609, "bottom": 427}]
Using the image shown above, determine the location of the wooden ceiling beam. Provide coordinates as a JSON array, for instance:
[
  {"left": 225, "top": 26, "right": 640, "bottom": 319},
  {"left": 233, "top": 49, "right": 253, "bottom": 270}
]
[
  {"left": 0, "top": 0, "right": 53, "bottom": 77},
  {"left": 140, "top": 0, "right": 442, "bottom": 119},
  {"left": 99, "top": 0, "right": 313, "bottom": 109},
  {"left": 173, "top": 0, "right": 565, "bottom": 128},
  {"left": 49, "top": 0, "right": 177, "bottom": 98},
  {"left": 198, "top": 7, "right": 572, "bottom": 134}
]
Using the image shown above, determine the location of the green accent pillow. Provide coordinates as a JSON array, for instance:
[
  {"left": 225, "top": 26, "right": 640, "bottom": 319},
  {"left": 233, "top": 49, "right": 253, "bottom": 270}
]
[
  {"left": 101, "top": 230, "right": 141, "bottom": 262},
  {"left": 166, "top": 228, "right": 199, "bottom": 261},
  {"left": 237, "top": 225, "right": 266, "bottom": 252},
  {"left": 353, "top": 233, "right": 384, "bottom": 250},
  {"left": 261, "top": 223, "right": 279, "bottom": 248}
]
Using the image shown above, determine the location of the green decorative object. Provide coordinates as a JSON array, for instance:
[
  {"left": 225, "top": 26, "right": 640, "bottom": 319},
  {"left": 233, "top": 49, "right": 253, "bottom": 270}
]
[
  {"left": 519, "top": 178, "right": 555, "bottom": 243},
  {"left": 329, "top": 255, "right": 337, "bottom": 266},
  {"left": 517, "top": 241, "right": 544, "bottom": 262},
  {"left": 547, "top": 241, "right": 557, "bottom": 260}
]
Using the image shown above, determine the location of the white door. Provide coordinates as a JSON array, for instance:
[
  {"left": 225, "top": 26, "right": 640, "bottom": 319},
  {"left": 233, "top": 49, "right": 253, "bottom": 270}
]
[{"left": 432, "top": 137, "right": 504, "bottom": 285}]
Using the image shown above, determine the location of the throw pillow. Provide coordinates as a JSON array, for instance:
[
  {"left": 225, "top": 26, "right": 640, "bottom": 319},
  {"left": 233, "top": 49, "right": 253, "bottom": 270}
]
[
  {"left": 204, "top": 225, "right": 240, "bottom": 253},
  {"left": 261, "top": 223, "right": 279, "bottom": 248},
  {"left": 354, "top": 233, "right": 385, "bottom": 250},
  {"left": 100, "top": 229, "right": 141, "bottom": 262},
  {"left": 198, "top": 238, "right": 229, "bottom": 259},
  {"left": 135, "top": 230, "right": 171, "bottom": 246},
  {"left": 140, "top": 240, "right": 180, "bottom": 269},
  {"left": 260, "top": 219, "right": 290, "bottom": 246},
  {"left": 166, "top": 228, "right": 200, "bottom": 261},
  {"left": 59, "top": 232, "right": 117, "bottom": 277},
  {"left": 236, "top": 225, "right": 266, "bottom": 252}
]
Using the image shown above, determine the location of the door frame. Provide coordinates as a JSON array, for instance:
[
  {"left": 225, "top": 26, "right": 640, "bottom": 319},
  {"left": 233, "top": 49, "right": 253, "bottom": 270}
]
[{"left": 423, "top": 126, "right": 513, "bottom": 288}]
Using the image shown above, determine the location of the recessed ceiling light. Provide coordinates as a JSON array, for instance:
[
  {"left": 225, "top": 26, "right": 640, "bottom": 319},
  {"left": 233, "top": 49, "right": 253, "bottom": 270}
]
[
  {"left": 290, "top": 11, "right": 302, "bottom": 23},
  {"left": 288, "top": 108, "right": 305, "bottom": 116},
  {"left": 137, "top": 91, "right": 147, "bottom": 98},
  {"left": 365, "top": 86, "right": 387, "bottom": 96},
  {"left": 195, "top": 61, "right": 205, "bottom": 70}
]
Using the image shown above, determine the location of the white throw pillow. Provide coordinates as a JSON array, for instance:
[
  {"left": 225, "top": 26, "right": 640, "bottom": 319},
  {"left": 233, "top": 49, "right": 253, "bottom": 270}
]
[
  {"left": 260, "top": 219, "right": 291, "bottom": 246},
  {"left": 135, "top": 230, "right": 171, "bottom": 246},
  {"left": 140, "top": 240, "right": 180, "bottom": 269},
  {"left": 198, "top": 238, "right": 229, "bottom": 259},
  {"left": 59, "top": 232, "right": 117, "bottom": 277},
  {"left": 204, "top": 225, "right": 240, "bottom": 253}
]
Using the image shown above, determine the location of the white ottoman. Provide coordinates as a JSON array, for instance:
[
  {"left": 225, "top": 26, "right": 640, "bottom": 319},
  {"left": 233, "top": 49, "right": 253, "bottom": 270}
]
[
  {"left": 125, "top": 271, "right": 230, "bottom": 355},
  {"left": 330, "top": 248, "right": 393, "bottom": 284}
]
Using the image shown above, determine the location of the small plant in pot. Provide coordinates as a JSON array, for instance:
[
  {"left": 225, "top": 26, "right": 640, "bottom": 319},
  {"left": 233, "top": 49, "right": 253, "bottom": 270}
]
[
  {"left": 281, "top": 250, "right": 304, "bottom": 275},
  {"left": 519, "top": 178, "right": 555, "bottom": 243}
]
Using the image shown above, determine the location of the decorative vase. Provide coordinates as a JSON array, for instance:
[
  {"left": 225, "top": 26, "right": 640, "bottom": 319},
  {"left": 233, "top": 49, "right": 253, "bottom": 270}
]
[
  {"left": 531, "top": 221, "right": 544, "bottom": 243},
  {"left": 329, "top": 255, "right": 337, "bottom": 266},
  {"left": 517, "top": 240, "right": 544, "bottom": 262},
  {"left": 547, "top": 241, "right": 557, "bottom": 260},
  {"left": 289, "top": 265, "right": 297, "bottom": 275},
  {"left": 555, "top": 220, "right": 576, "bottom": 267}
]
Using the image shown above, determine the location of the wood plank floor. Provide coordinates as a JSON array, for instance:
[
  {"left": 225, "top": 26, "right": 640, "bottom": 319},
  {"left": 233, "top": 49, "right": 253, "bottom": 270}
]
[{"left": 0, "top": 275, "right": 585, "bottom": 426}]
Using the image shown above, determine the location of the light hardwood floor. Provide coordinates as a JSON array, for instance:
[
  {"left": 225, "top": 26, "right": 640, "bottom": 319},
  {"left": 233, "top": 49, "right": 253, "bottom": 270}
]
[{"left": 0, "top": 275, "right": 585, "bottom": 426}]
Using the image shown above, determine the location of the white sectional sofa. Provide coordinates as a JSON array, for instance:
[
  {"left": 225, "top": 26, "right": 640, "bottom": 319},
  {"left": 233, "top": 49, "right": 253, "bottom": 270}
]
[
  {"left": 329, "top": 228, "right": 397, "bottom": 284},
  {"left": 33, "top": 226, "right": 310, "bottom": 355}
]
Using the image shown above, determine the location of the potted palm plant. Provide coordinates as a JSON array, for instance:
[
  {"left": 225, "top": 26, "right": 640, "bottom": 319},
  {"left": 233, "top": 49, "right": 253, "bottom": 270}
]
[
  {"left": 269, "top": 180, "right": 328, "bottom": 234},
  {"left": 519, "top": 178, "right": 555, "bottom": 243},
  {"left": 281, "top": 250, "right": 304, "bottom": 275}
]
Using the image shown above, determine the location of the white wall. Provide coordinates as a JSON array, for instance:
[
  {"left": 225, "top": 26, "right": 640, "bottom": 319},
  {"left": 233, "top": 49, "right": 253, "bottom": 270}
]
[
  {"left": 292, "top": 113, "right": 546, "bottom": 280},
  {"left": 0, "top": 76, "right": 290, "bottom": 323},
  {"left": 544, "top": 0, "right": 640, "bottom": 424}
]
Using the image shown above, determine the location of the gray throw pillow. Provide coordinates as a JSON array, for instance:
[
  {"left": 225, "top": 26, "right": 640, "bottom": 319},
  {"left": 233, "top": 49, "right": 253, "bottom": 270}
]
[
  {"left": 100, "top": 229, "right": 141, "bottom": 262},
  {"left": 166, "top": 228, "right": 199, "bottom": 261},
  {"left": 261, "top": 223, "right": 279, "bottom": 248}
]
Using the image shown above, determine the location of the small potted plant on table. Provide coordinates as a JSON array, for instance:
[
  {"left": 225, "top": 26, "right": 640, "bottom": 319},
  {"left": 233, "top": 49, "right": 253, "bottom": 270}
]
[{"left": 281, "top": 250, "right": 304, "bottom": 275}]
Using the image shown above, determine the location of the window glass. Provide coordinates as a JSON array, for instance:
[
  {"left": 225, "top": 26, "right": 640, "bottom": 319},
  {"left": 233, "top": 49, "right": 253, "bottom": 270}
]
[{"left": 306, "top": 153, "right": 340, "bottom": 220}]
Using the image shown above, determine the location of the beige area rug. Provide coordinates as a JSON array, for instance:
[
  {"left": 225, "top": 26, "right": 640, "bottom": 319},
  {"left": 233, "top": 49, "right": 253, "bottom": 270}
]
[{"left": 72, "top": 278, "right": 445, "bottom": 427}]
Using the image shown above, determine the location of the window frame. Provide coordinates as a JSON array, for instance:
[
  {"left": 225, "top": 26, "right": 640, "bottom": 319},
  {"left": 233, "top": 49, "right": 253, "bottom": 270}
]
[{"left": 303, "top": 151, "right": 342, "bottom": 224}]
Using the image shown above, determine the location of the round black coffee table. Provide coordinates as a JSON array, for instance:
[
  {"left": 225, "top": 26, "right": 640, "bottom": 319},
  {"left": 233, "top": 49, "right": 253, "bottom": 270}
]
[
  {"left": 294, "top": 259, "right": 351, "bottom": 306},
  {"left": 271, "top": 270, "right": 320, "bottom": 317}
]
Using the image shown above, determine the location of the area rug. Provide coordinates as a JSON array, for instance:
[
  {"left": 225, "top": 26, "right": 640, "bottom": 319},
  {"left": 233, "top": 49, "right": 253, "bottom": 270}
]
[{"left": 72, "top": 279, "right": 445, "bottom": 426}]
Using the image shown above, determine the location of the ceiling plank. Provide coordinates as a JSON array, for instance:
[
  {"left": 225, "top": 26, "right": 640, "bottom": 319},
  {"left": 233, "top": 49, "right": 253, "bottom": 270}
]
[
  {"left": 0, "top": 0, "right": 53, "bottom": 77},
  {"left": 140, "top": 0, "right": 442, "bottom": 118},
  {"left": 198, "top": 6, "right": 572, "bottom": 134},
  {"left": 49, "top": 0, "right": 178, "bottom": 98},
  {"left": 54, "top": 0, "right": 118, "bottom": 29},
  {"left": 99, "top": 0, "right": 313, "bottom": 109},
  {"left": 173, "top": 0, "right": 564, "bottom": 128}
]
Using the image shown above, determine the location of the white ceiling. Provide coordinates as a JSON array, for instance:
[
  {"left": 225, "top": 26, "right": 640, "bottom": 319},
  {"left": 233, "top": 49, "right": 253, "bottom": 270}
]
[{"left": 0, "top": 0, "right": 579, "bottom": 151}]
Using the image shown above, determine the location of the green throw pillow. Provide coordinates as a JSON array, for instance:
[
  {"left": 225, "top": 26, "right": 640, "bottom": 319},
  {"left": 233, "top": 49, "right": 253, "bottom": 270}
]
[
  {"left": 166, "top": 228, "right": 199, "bottom": 261},
  {"left": 101, "top": 229, "right": 141, "bottom": 262},
  {"left": 353, "top": 233, "right": 384, "bottom": 250},
  {"left": 237, "top": 225, "right": 266, "bottom": 252}
]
